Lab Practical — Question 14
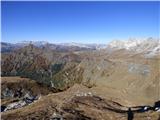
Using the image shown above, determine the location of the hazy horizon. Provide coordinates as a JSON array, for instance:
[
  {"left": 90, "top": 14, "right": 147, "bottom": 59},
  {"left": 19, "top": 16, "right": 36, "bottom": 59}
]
[{"left": 1, "top": 36, "right": 159, "bottom": 45}]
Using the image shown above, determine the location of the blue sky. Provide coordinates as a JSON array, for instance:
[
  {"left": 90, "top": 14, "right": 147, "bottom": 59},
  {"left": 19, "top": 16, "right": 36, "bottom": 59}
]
[{"left": 1, "top": 1, "right": 159, "bottom": 44}]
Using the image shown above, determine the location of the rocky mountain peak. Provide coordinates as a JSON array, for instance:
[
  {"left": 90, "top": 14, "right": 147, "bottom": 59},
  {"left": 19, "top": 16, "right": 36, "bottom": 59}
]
[{"left": 107, "top": 38, "right": 160, "bottom": 56}]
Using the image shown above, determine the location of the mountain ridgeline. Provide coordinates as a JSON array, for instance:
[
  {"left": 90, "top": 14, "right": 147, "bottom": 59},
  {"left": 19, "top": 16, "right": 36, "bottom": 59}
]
[
  {"left": 1, "top": 44, "right": 84, "bottom": 90},
  {"left": 1, "top": 38, "right": 160, "bottom": 106}
]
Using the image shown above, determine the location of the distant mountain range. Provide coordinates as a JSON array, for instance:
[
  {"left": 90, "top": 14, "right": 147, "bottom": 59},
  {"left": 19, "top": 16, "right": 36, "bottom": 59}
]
[
  {"left": 1, "top": 37, "right": 159, "bottom": 55},
  {"left": 108, "top": 37, "right": 160, "bottom": 57},
  {"left": 1, "top": 41, "right": 107, "bottom": 53},
  {"left": 1, "top": 37, "right": 160, "bottom": 106}
]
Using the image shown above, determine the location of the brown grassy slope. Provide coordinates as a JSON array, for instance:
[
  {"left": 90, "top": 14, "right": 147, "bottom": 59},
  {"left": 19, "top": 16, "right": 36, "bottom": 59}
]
[
  {"left": 77, "top": 50, "right": 160, "bottom": 106},
  {"left": 1, "top": 77, "right": 55, "bottom": 106},
  {"left": 1, "top": 83, "right": 160, "bottom": 120}
]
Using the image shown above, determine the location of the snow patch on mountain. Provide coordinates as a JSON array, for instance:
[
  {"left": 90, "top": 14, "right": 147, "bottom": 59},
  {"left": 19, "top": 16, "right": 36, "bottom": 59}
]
[
  {"left": 58, "top": 42, "right": 107, "bottom": 50},
  {"left": 16, "top": 41, "right": 48, "bottom": 47},
  {"left": 108, "top": 37, "right": 160, "bottom": 57}
]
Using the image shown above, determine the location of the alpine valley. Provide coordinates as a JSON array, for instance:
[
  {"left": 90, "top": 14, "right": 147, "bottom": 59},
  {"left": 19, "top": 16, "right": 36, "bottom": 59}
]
[{"left": 1, "top": 37, "right": 160, "bottom": 120}]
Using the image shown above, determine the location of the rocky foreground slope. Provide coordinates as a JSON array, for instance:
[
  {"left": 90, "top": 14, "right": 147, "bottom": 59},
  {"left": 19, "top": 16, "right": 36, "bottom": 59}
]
[{"left": 1, "top": 77, "right": 160, "bottom": 120}]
